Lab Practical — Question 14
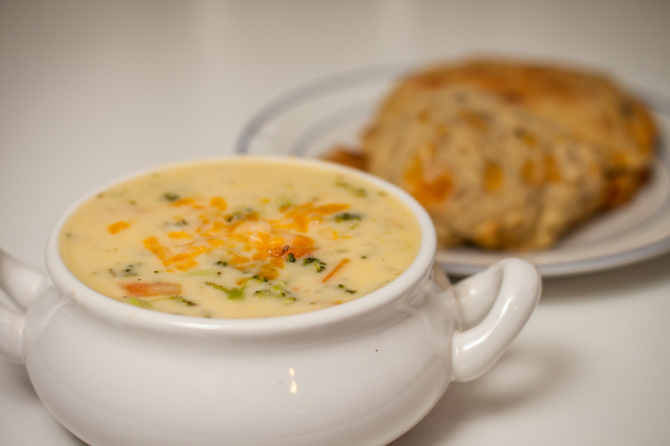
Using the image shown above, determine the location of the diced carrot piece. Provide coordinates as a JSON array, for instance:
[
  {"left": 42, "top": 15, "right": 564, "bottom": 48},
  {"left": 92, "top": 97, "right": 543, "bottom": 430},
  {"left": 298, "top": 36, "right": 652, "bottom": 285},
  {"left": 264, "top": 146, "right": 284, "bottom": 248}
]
[{"left": 121, "top": 282, "right": 181, "bottom": 297}]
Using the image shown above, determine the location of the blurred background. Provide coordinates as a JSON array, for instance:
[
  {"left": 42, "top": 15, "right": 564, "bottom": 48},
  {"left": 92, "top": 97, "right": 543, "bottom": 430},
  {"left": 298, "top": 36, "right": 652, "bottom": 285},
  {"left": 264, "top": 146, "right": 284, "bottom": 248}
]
[{"left": 3, "top": 0, "right": 670, "bottom": 262}]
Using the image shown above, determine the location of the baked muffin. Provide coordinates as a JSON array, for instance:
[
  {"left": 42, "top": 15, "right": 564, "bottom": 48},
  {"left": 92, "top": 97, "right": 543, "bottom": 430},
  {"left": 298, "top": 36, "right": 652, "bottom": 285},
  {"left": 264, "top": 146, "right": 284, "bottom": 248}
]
[{"left": 360, "top": 58, "right": 658, "bottom": 249}]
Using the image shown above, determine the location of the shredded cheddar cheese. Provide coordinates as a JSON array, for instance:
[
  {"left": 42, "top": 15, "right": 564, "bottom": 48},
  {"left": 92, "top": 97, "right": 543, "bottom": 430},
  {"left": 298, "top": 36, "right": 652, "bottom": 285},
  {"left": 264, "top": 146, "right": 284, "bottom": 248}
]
[
  {"left": 59, "top": 159, "right": 421, "bottom": 319},
  {"left": 108, "top": 221, "right": 131, "bottom": 234}
]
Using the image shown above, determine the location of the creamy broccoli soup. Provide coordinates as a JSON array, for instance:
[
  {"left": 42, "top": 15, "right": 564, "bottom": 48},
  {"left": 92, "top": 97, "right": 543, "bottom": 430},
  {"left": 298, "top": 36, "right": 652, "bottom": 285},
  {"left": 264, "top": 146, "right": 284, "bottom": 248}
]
[{"left": 59, "top": 159, "right": 421, "bottom": 318}]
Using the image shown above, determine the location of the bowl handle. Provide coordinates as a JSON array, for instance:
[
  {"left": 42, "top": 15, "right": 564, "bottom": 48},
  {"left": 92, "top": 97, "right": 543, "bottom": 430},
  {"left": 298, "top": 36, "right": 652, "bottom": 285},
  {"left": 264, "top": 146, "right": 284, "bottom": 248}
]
[
  {"left": 450, "top": 258, "right": 542, "bottom": 382},
  {"left": 0, "top": 249, "right": 51, "bottom": 363}
]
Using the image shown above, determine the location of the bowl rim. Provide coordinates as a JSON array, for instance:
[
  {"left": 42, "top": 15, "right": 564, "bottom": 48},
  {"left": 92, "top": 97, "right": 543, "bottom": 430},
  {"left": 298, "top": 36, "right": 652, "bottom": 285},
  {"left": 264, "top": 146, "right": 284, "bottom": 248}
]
[{"left": 45, "top": 155, "right": 437, "bottom": 337}]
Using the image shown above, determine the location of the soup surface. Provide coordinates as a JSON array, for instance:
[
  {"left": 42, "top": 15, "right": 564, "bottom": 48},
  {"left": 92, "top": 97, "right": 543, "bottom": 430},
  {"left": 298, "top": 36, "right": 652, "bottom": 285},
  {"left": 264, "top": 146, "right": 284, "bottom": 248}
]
[{"left": 60, "top": 159, "right": 421, "bottom": 318}]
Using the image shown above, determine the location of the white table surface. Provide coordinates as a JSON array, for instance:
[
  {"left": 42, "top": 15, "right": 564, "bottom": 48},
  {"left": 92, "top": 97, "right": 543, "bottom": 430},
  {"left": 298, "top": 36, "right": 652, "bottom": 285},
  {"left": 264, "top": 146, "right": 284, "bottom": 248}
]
[{"left": 1, "top": 1, "right": 670, "bottom": 444}]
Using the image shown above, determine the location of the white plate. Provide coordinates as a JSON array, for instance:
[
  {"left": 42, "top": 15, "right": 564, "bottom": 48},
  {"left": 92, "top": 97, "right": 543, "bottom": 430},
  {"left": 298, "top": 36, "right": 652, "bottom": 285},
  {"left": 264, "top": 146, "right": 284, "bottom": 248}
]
[{"left": 235, "top": 63, "right": 670, "bottom": 277}]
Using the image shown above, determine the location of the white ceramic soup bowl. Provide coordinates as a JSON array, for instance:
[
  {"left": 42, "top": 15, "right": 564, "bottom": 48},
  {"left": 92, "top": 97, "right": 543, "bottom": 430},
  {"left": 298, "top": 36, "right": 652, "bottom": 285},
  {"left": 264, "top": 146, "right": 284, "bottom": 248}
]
[{"left": 0, "top": 156, "right": 541, "bottom": 446}]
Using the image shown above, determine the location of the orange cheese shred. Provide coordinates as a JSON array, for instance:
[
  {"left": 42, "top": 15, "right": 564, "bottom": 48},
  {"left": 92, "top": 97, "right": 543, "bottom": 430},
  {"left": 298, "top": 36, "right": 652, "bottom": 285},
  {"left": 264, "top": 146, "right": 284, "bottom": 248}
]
[
  {"left": 312, "top": 203, "right": 350, "bottom": 215},
  {"left": 108, "top": 221, "right": 130, "bottom": 234},
  {"left": 210, "top": 196, "right": 227, "bottom": 211},
  {"left": 322, "top": 258, "right": 350, "bottom": 282},
  {"left": 170, "top": 198, "right": 195, "bottom": 207},
  {"left": 168, "top": 231, "right": 190, "bottom": 239},
  {"left": 139, "top": 195, "right": 353, "bottom": 275}
]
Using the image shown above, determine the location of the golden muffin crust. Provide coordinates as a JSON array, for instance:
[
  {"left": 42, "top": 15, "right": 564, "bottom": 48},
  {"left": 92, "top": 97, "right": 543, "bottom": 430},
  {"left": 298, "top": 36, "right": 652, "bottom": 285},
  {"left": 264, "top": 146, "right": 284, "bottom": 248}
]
[{"left": 360, "top": 58, "right": 658, "bottom": 249}]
